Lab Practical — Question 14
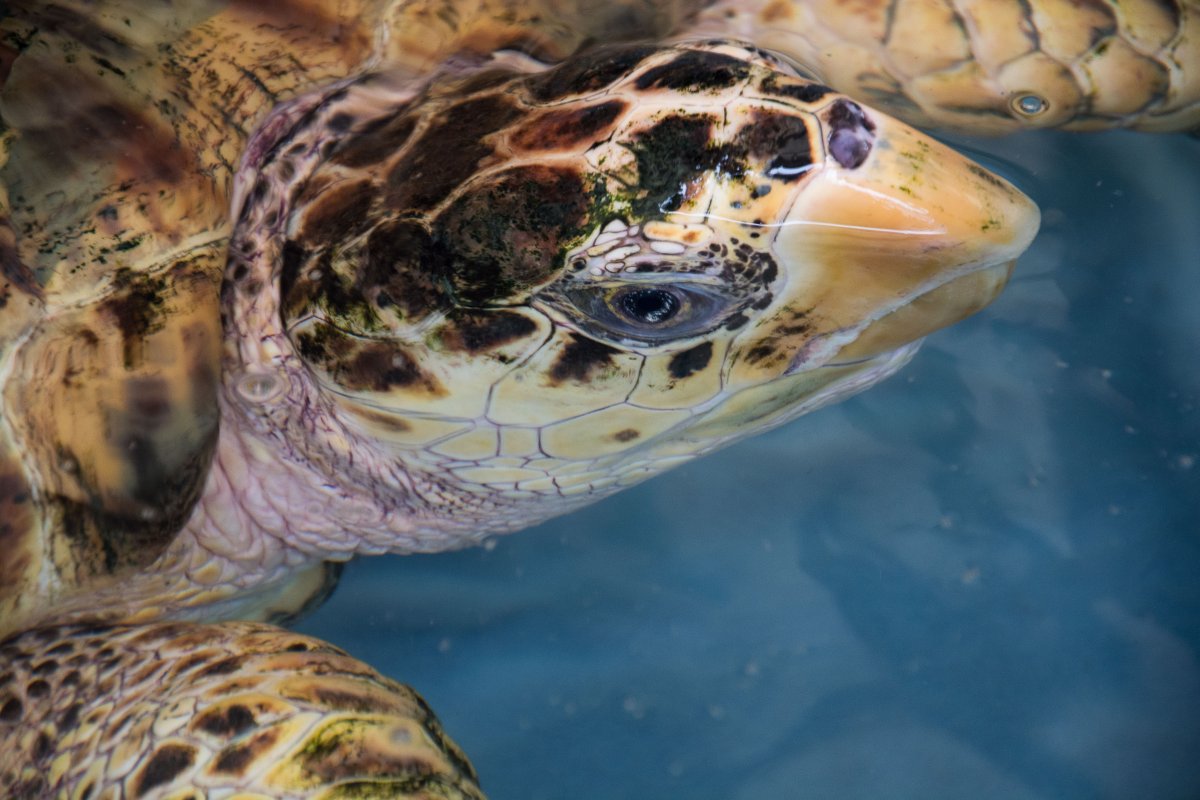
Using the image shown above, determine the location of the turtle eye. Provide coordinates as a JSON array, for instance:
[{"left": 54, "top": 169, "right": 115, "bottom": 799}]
[
  {"left": 614, "top": 287, "right": 681, "bottom": 325},
  {"left": 560, "top": 282, "right": 730, "bottom": 344}
]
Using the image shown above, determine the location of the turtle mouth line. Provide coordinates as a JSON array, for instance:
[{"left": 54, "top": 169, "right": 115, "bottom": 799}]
[
  {"left": 821, "top": 338, "right": 924, "bottom": 373},
  {"left": 806, "top": 259, "right": 1016, "bottom": 373},
  {"left": 825, "top": 346, "right": 918, "bottom": 368}
]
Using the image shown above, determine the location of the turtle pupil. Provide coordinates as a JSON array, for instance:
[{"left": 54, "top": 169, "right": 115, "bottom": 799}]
[{"left": 619, "top": 288, "right": 680, "bottom": 324}]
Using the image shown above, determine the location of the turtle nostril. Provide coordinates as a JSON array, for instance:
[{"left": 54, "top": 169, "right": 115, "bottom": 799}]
[{"left": 827, "top": 99, "right": 876, "bottom": 169}]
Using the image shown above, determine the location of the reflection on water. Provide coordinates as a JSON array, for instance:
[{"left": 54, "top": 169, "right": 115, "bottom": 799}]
[{"left": 299, "top": 130, "right": 1200, "bottom": 799}]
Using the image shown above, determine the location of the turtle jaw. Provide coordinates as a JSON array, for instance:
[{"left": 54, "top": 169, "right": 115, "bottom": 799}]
[{"left": 821, "top": 260, "right": 1015, "bottom": 368}]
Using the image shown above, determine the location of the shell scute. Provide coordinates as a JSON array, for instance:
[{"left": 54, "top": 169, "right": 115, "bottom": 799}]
[
  {"left": 524, "top": 43, "right": 660, "bottom": 102},
  {"left": 384, "top": 92, "right": 525, "bottom": 211}
]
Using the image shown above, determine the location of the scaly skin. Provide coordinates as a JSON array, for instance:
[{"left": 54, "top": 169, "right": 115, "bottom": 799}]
[
  {"left": 0, "top": 622, "right": 483, "bottom": 799},
  {"left": 1, "top": 0, "right": 1180, "bottom": 796}
]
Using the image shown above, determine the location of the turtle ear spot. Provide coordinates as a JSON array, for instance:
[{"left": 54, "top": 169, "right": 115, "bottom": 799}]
[{"left": 234, "top": 372, "right": 285, "bottom": 404}]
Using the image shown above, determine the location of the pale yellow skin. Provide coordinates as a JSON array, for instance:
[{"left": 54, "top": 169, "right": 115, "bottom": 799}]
[{"left": 0, "top": 0, "right": 1188, "bottom": 798}]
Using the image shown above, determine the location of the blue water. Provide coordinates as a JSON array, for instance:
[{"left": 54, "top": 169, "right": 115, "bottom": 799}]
[{"left": 298, "top": 130, "right": 1200, "bottom": 799}]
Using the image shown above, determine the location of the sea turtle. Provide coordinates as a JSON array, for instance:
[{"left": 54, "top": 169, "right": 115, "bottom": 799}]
[{"left": 0, "top": 0, "right": 1194, "bottom": 797}]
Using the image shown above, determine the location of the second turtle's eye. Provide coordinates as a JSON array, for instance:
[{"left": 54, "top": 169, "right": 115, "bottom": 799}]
[{"left": 615, "top": 287, "right": 681, "bottom": 325}]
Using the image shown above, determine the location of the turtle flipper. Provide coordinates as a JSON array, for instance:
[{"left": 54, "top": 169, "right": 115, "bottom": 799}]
[{"left": 0, "top": 622, "right": 485, "bottom": 799}]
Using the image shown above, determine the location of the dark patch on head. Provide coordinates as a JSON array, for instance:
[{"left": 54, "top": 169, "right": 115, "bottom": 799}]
[
  {"left": 509, "top": 100, "right": 627, "bottom": 151},
  {"left": 739, "top": 343, "right": 777, "bottom": 364},
  {"left": 628, "top": 114, "right": 726, "bottom": 216},
  {"left": 612, "top": 428, "right": 640, "bottom": 442},
  {"left": 330, "top": 110, "right": 417, "bottom": 168},
  {"left": 280, "top": 246, "right": 378, "bottom": 332},
  {"left": 212, "top": 727, "right": 279, "bottom": 775},
  {"left": 193, "top": 704, "right": 256, "bottom": 738},
  {"left": 668, "top": 342, "right": 714, "bottom": 379},
  {"left": 296, "top": 324, "right": 443, "bottom": 395},
  {"left": 341, "top": 341, "right": 435, "bottom": 393},
  {"left": 760, "top": 73, "right": 833, "bottom": 104},
  {"left": 277, "top": 243, "right": 314, "bottom": 319},
  {"left": 438, "top": 311, "right": 538, "bottom": 353},
  {"left": 527, "top": 43, "right": 660, "bottom": 101},
  {"left": 297, "top": 180, "right": 376, "bottom": 244},
  {"left": 356, "top": 220, "right": 453, "bottom": 322},
  {"left": 434, "top": 164, "right": 590, "bottom": 305},
  {"left": 549, "top": 334, "right": 620, "bottom": 384},
  {"left": 827, "top": 100, "right": 876, "bottom": 169},
  {"left": 387, "top": 93, "right": 523, "bottom": 211},
  {"left": 634, "top": 49, "right": 750, "bottom": 93},
  {"left": 737, "top": 112, "right": 813, "bottom": 182},
  {"left": 135, "top": 743, "right": 195, "bottom": 796}
]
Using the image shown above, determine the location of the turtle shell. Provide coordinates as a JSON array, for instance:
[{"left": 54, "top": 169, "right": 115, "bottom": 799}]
[
  {"left": 0, "top": 0, "right": 688, "bottom": 632},
  {"left": 0, "top": 5, "right": 227, "bottom": 627}
]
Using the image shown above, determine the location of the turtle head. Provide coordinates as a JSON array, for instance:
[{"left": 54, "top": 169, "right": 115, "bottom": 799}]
[{"left": 223, "top": 42, "right": 1038, "bottom": 549}]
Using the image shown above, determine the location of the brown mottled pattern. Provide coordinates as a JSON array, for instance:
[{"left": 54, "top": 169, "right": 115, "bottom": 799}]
[
  {"left": 0, "top": 622, "right": 483, "bottom": 798},
  {"left": 438, "top": 311, "right": 541, "bottom": 354},
  {"left": 386, "top": 93, "right": 524, "bottom": 212},
  {"left": 434, "top": 164, "right": 591, "bottom": 304},
  {"left": 549, "top": 335, "right": 623, "bottom": 384},
  {"left": 1, "top": 249, "right": 223, "bottom": 630},
  {"left": 508, "top": 99, "right": 629, "bottom": 150},
  {"left": 295, "top": 322, "right": 446, "bottom": 395}
]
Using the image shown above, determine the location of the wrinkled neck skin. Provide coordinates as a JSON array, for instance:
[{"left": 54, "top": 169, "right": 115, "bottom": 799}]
[{"left": 203, "top": 360, "right": 561, "bottom": 564}]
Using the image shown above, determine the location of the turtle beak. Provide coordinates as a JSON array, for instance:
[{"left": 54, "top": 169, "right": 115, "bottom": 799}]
[{"left": 756, "top": 102, "right": 1040, "bottom": 374}]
